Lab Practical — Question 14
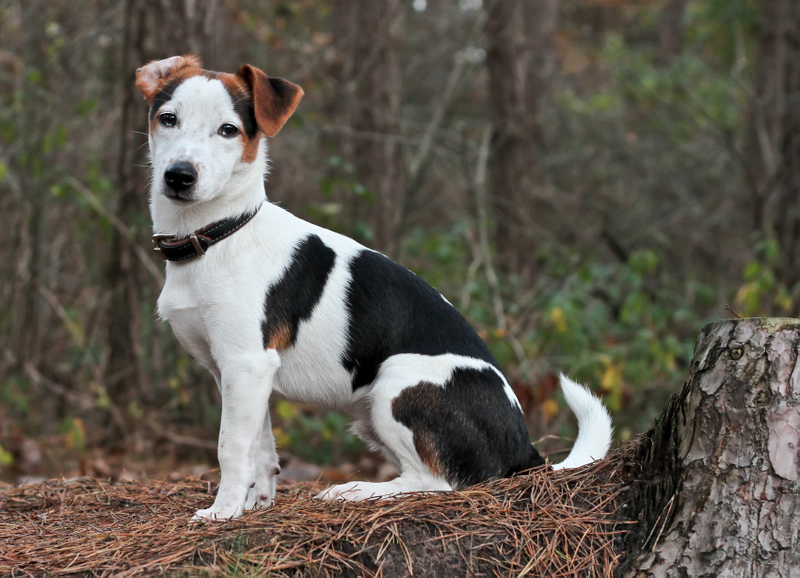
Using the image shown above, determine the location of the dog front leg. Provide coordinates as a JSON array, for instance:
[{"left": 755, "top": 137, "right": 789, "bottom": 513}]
[{"left": 192, "top": 349, "right": 280, "bottom": 521}]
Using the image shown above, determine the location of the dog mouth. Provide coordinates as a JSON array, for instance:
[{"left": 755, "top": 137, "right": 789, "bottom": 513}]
[{"left": 163, "top": 187, "right": 196, "bottom": 202}]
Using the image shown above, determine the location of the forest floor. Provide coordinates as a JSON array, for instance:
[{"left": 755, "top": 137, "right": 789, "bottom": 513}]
[{"left": 0, "top": 449, "right": 632, "bottom": 577}]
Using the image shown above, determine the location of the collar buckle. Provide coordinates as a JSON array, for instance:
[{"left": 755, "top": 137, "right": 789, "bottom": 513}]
[
  {"left": 152, "top": 233, "right": 175, "bottom": 260},
  {"left": 188, "top": 234, "right": 206, "bottom": 257}
]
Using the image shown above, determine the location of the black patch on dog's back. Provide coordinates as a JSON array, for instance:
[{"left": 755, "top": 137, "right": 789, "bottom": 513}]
[
  {"left": 342, "top": 250, "right": 499, "bottom": 389},
  {"left": 391, "top": 368, "right": 545, "bottom": 488},
  {"left": 262, "top": 235, "right": 335, "bottom": 350}
]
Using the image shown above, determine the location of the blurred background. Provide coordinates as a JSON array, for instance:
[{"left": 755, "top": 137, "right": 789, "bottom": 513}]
[{"left": 0, "top": 0, "right": 796, "bottom": 484}]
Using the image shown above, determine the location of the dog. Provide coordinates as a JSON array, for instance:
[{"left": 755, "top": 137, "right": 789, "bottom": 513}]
[{"left": 135, "top": 55, "right": 613, "bottom": 521}]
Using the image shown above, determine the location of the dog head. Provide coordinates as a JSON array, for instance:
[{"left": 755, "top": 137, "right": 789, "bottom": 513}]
[{"left": 136, "top": 55, "right": 303, "bottom": 205}]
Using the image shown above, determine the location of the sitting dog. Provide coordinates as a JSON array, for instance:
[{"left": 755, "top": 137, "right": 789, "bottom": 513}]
[{"left": 135, "top": 55, "right": 613, "bottom": 521}]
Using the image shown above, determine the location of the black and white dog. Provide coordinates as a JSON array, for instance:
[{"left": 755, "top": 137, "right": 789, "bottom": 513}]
[{"left": 136, "top": 56, "right": 613, "bottom": 521}]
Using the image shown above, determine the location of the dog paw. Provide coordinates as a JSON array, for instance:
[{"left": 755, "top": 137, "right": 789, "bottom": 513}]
[
  {"left": 190, "top": 503, "right": 244, "bottom": 523},
  {"left": 244, "top": 483, "right": 275, "bottom": 510},
  {"left": 315, "top": 481, "right": 381, "bottom": 502},
  {"left": 244, "top": 466, "right": 278, "bottom": 510}
]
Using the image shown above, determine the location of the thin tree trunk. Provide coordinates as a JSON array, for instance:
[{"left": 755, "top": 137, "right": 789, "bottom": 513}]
[
  {"left": 523, "top": 0, "right": 558, "bottom": 155},
  {"left": 773, "top": 1, "right": 800, "bottom": 286},
  {"left": 106, "top": 0, "right": 149, "bottom": 416},
  {"left": 619, "top": 317, "right": 800, "bottom": 576},
  {"left": 744, "top": 0, "right": 789, "bottom": 233},
  {"left": 153, "top": 0, "right": 220, "bottom": 68},
  {"left": 348, "top": 0, "right": 405, "bottom": 256},
  {"left": 16, "top": 0, "right": 52, "bottom": 368},
  {"left": 657, "top": 0, "right": 687, "bottom": 64},
  {"left": 484, "top": 0, "right": 534, "bottom": 276}
]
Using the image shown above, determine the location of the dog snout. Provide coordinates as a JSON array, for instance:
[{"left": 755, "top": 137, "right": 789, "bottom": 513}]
[{"left": 164, "top": 162, "right": 197, "bottom": 197}]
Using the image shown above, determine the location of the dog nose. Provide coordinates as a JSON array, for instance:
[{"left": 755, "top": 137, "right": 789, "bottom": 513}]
[{"left": 164, "top": 162, "right": 197, "bottom": 192}]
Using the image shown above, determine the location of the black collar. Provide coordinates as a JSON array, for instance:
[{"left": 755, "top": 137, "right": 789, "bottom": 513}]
[{"left": 152, "top": 205, "right": 262, "bottom": 262}]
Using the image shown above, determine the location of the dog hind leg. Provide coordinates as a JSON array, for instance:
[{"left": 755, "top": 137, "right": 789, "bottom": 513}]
[
  {"left": 244, "top": 410, "right": 280, "bottom": 510},
  {"left": 317, "top": 356, "right": 542, "bottom": 501},
  {"left": 316, "top": 375, "right": 453, "bottom": 502}
]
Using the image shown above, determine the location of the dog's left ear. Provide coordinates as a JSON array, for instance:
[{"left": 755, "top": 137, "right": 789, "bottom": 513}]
[
  {"left": 236, "top": 64, "right": 304, "bottom": 138},
  {"left": 136, "top": 55, "right": 203, "bottom": 104}
]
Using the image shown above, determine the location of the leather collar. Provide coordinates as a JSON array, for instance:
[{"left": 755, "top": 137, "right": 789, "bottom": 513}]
[{"left": 152, "top": 204, "right": 262, "bottom": 262}]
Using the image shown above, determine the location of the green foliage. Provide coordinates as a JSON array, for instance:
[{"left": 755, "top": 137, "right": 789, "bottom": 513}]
[
  {"left": 736, "top": 235, "right": 795, "bottom": 316},
  {"left": 272, "top": 400, "right": 365, "bottom": 465},
  {"left": 0, "top": 444, "right": 12, "bottom": 467},
  {"left": 530, "top": 251, "right": 702, "bottom": 422},
  {"left": 1, "top": 377, "right": 30, "bottom": 417},
  {"left": 59, "top": 418, "right": 86, "bottom": 451}
]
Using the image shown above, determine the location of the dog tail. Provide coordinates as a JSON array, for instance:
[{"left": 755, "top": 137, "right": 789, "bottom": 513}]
[{"left": 551, "top": 374, "right": 613, "bottom": 470}]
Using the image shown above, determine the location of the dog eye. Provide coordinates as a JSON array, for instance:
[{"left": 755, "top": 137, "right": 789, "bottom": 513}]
[
  {"left": 158, "top": 113, "right": 177, "bottom": 127},
  {"left": 218, "top": 124, "right": 239, "bottom": 138}
]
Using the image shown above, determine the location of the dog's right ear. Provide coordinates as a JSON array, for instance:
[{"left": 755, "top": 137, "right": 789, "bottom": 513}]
[
  {"left": 236, "top": 64, "right": 304, "bottom": 138},
  {"left": 136, "top": 55, "right": 203, "bottom": 104}
]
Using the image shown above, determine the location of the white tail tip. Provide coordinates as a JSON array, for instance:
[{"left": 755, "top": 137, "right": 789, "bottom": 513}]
[{"left": 551, "top": 374, "right": 613, "bottom": 470}]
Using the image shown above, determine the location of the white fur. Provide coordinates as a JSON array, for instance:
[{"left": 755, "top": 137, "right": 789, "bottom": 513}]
[
  {"left": 145, "top": 72, "right": 612, "bottom": 521},
  {"left": 551, "top": 374, "right": 614, "bottom": 470},
  {"left": 149, "top": 76, "right": 268, "bottom": 237}
]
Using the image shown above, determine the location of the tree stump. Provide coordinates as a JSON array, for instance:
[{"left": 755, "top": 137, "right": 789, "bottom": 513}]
[{"left": 620, "top": 318, "right": 800, "bottom": 577}]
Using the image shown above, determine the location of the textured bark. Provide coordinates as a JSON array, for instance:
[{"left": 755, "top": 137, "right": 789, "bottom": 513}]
[
  {"left": 657, "top": 0, "right": 687, "bottom": 64},
  {"left": 106, "top": 0, "right": 148, "bottom": 410},
  {"left": 484, "top": 0, "right": 534, "bottom": 275},
  {"left": 773, "top": 1, "right": 800, "bottom": 286},
  {"left": 346, "top": 0, "right": 405, "bottom": 256},
  {"left": 523, "top": 0, "right": 558, "bottom": 155},
  {"left": 620, "top": 318, "right": 800, "bottom": 577},
  {"left": 744, "top": 0, "right": 789, "bottom": 232}
]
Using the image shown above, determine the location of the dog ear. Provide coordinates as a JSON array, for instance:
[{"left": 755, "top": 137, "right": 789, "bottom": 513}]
[
  {"left": 236, "top": 64, "right": 304, "bottom": 138},
  {"left": 136, "top": 55, "right": 203, "bottom": 103}
]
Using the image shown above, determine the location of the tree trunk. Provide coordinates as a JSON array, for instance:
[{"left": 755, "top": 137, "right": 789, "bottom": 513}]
[
  {"left": 105, "top": 0, "right": 148, "bottom": 415},
  {"left": 619, "top": 317, "right": 800, "bottom": 576},
  {"left": 657, "top": 0, "right": 687, "bottom": 64},
  {"left": 485, "top": 0, "right": 555, "bottom": 277},
  {"left": 346, "top": 0, "right": 405, "bottom": 256},
  {"left": 773, "top": 1, "right": 800, "bottom": 286},
  {"left": 744, "top": 0, "right": 788, "bottom": 232},
  {"left": 523, "top": 0, "right": 558, "bottom": 155}
]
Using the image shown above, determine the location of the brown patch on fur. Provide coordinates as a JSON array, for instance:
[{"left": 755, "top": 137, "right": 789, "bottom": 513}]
[
  {"left": 391, "top": 383, "right": 445, "bottom": 477},
  {"left": 236, "top": 64, "right": 304, "bottom": 138},
  {"left": 265, "top": 324, "right": 293, "bottom": 351},
  {"left": 216, "top": 73, "right": 262, "bottom": 164},
  {"left": 413, "top": 430, "right": 443, "bottom": 477},
  {"left": 135, "top": 54, "right": 203, "bottom": 104},
  {"left": 238, "top": 132, "right": 261, "bottom": 163}
]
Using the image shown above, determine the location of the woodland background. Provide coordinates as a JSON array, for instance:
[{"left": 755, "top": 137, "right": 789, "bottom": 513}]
[{"left": 1, "top": 0, "right": 798, "bottom": 484}]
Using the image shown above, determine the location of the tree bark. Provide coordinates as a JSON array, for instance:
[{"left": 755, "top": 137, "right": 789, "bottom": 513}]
[
  {"left": 485, "top": 0, "right": 557, "bottom": 278},
  {"left": 484, "top": 0, "right": 534, "bottom": 275},
  {"left": 523, "top": 0, "right": 557, "bottom": 155},
  {"left": 744, "top": 0, "right": 788, "bottom": 233},
  {"left": 346, "top": 0, "right": 405, "bottom": 256},
  {"left": 657, "top": 0, "right": 687, "bottom": 64},
  {"left": 773, "top": 1, "right": 800, "bottom": 286},
  {"left": 619, "top": 317, "right": 800, "bottom": 576},
  {"left": 105, "top": 0, "right": 148, "bottom": 414}
]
